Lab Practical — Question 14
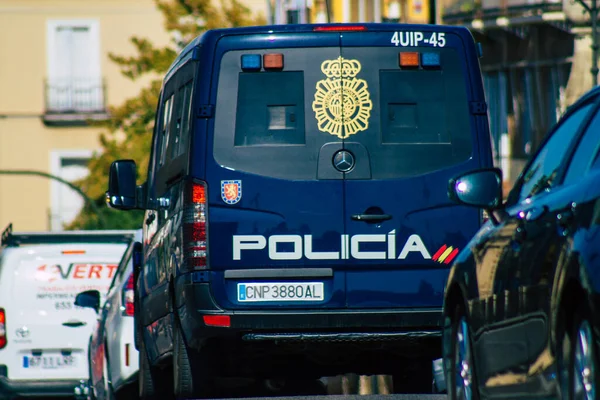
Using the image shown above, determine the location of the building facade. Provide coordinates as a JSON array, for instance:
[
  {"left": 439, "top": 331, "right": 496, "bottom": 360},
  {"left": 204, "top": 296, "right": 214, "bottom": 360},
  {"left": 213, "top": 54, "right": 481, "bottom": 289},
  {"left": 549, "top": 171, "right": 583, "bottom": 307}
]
[
  {"left": 268, "top": 0, "right": 434, "bottom": 24},
  {"left": 441, "top": 0, "right": 595, "bottom": 188},
  {"left": 0, "top": 0, "right": 268, "bottom": 232}
]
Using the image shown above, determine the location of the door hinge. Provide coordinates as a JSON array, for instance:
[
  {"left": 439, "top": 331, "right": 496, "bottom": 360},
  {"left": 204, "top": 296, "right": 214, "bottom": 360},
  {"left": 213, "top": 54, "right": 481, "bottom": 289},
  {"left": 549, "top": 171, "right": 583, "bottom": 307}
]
[
  {"left": 470, "top": 101, "right": 488, "bottom": 115},
  {"left": 198, "top": 104, "right": 214, "bottom": 118}
]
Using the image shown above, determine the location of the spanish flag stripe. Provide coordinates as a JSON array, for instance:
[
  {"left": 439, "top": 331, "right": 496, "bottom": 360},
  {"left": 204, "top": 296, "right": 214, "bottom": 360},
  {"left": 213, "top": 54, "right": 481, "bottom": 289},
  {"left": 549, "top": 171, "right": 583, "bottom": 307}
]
[
  {"left": 438, "top": 246, "right": 454, "bottom": 263},
  {"left": 444, "top": 248, "right": 460, "bottom": 265},
  {"left": 432, "top": 245, "right": 447, "bottom": 261}
]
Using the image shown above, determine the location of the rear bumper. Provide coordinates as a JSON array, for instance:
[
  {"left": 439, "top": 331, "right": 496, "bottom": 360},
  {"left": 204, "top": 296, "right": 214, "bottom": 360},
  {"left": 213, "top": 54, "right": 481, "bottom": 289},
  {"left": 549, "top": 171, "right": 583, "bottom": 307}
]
[
  {"left": 176, "top": 280, "right": 443, "bottom": 341},
  {"left": 0, "top": 375, "right": 82, "bottom": 397}
]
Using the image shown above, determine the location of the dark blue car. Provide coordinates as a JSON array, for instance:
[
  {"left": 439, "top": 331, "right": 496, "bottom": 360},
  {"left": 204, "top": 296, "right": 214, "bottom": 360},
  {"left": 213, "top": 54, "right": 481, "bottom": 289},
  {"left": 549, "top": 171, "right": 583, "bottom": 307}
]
[
  {"left": 442, "top": 86, "right": 600, "bottom": 400},
  {"left": 105, "top": 22, "right": 493, "bottom": 399}
]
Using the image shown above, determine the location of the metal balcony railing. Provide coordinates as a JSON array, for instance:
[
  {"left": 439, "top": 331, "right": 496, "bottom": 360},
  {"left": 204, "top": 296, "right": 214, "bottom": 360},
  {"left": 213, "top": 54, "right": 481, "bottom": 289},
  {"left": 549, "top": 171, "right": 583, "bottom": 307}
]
[
  {"left": 442, "top": 0, "right": 563, "bottom": 21},
  {"left": 44, "top": 78, "right": 107, "bottom": 114}
]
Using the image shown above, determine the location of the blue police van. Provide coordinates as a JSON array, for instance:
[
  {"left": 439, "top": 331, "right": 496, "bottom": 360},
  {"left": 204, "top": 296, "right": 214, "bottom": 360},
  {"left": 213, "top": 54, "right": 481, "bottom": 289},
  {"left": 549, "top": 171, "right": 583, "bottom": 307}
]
[{"left": 105, "top": 23, "right": 493, "bottom": 399}]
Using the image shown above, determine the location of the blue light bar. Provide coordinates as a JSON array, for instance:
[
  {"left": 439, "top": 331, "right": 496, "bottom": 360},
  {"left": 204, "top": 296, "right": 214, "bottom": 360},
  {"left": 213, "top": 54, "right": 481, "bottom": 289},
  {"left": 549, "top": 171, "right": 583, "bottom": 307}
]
[
  {"left": 421, "top": 52, "right": 441, "bottom": 68},
  {"left": 241, "top": 54, "right": 261, "bottom": 71}
]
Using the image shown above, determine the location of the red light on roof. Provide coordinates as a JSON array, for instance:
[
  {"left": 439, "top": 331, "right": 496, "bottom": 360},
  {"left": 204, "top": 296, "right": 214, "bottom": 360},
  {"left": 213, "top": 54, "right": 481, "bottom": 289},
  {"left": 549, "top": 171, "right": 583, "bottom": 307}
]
[
  {"left": 203, "top": 315, "right": 231, "bottom": 327},
  {"left": 62, "top": 250, "right": 86, "bottom": 255},
  {"left": 263, "top": 53, "right": 284, "bottom": 70},
  {"left": 399, "top": 52, "right": 420, "bottom": 67},
  {"left": 314, "top": 25, "right": 367, "bottom": 32}
]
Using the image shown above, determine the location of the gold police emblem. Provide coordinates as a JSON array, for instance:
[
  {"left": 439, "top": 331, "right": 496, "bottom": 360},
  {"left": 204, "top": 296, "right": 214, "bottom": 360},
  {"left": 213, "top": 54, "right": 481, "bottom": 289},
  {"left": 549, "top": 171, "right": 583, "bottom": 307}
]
[{"left": 312, "top": 57, "right": 372, "bottom": 139}]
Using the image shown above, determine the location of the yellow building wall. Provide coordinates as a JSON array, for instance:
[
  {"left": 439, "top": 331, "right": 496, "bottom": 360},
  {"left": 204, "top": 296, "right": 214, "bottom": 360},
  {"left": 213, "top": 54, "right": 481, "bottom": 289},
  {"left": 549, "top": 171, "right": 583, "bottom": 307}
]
[
  {"left": 315, "top": 0, "right": 431, "bottom": 24},
  {"left": 0, "top": 0, "right": 268, "bottom": 232}
]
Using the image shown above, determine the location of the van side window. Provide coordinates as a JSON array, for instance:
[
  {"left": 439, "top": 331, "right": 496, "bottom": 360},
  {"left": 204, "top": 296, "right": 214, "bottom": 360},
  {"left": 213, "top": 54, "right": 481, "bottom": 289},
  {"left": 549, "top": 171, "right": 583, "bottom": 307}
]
[
  {"left": 146, "top": 91, "right": 166, "bottom": 190},
  {"left": 159, "top": 94, "right": 174, "bottom": 167},
  {"left": 169, "top": 80, "right": 193, "bottom": 159}
]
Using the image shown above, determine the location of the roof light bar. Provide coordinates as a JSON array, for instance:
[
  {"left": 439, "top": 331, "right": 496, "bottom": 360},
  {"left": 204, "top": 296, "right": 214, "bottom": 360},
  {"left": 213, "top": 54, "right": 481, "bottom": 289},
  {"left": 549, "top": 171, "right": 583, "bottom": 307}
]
[
  {"left": 422, "top": 52, "right": 441, "bottom": 68},
  {"left": 241, "top": 54, "right": 261, "bottom": 71},
  {"left": 399, "top": 52, "right": 420, "bottom": 68},
  {"left": 263, "top": 53, "right": 284, "bottom": 70}
]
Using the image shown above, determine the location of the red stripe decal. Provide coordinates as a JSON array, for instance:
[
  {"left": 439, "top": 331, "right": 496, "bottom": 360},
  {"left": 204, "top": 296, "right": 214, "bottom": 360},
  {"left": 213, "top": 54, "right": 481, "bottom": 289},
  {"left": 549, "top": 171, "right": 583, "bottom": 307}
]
[
  {"left": 432, "top": 245, "right": 447, "bottom": 261},
  {"left": 444, "top": 248, "right": 460, "bottom": 264}
]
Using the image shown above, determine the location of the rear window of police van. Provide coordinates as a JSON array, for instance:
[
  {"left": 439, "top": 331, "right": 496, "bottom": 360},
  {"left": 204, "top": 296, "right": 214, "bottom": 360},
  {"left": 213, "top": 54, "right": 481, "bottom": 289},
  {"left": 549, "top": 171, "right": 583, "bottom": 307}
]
[{"left": 213, "top": 45, "right": 474, "bottom": 180}]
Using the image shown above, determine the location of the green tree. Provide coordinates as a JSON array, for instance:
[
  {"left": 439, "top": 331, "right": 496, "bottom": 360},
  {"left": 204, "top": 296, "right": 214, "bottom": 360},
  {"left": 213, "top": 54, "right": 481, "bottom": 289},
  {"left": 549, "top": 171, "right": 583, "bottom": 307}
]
[{"left": 68, "top": 0, "right": 265, "bottom": 230}]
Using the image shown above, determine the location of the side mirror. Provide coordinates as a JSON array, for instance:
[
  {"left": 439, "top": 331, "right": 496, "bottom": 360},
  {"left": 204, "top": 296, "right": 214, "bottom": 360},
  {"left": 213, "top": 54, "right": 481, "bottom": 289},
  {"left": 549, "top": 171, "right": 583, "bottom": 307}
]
[
  {"left": 106, "top": 160, "right": 138, "bottom": 210},
  {"left": 448, "top": 168, "right": 503, "bottom": 210},
  {"left": 75, "top": 290, "right": 101, "bottom": 313}
]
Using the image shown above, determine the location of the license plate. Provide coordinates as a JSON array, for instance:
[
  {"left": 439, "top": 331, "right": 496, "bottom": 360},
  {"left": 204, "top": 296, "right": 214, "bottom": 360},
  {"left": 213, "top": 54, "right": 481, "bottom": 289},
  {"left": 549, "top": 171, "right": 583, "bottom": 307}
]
[
  {"left": 23, "top": 355, "right": 76, "bottom": 369},
  {"left": 237, "top": 282, "right": 324, "bottom": 302}
]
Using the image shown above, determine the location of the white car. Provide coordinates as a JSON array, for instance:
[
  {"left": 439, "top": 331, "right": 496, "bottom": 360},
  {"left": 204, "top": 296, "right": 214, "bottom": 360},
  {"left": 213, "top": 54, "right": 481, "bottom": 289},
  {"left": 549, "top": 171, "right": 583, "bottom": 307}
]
[
  {"left": 0, "top": 224, "right": 136, "bottom": 399},
  {"left": 75, "top": 230, "right": 142, "bottom": 400}
]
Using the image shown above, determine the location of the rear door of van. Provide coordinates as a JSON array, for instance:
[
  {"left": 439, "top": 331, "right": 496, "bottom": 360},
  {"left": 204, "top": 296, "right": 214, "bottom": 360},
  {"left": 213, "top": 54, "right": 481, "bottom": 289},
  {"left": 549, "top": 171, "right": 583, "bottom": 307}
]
[
  {"left": 4, "top": 243, "right": 127, "bottom": 383},
  {"left": 338, "top": 27, "right": 487, "bottom": 308},
  {"left": 206, "top": 33, "right": 347, "bottom": 309}
]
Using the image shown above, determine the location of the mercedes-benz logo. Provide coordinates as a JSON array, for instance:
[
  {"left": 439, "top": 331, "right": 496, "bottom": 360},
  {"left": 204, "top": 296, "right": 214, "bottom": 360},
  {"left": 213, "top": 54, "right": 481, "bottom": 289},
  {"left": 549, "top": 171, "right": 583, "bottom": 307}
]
[
  {"left": 16, "top": 326, "right": 29, "bottom": 338},
  {"left": 332, "top": 150, "right": 355, "bottom": 173}
]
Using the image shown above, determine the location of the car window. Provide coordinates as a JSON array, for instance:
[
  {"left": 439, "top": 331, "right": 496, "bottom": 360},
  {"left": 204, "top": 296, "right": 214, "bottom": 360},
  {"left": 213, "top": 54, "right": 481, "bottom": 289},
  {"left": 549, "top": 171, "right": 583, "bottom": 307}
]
[
  {"left": 515, "top": 101, "right": 595, "bottom": 202},
  {"left": 563, "top": 107, "right": 600, "bottom": 185},
  {"left": 108, "top": 242, "right": 133, "bottom": 291},
  {"left": 169, "top": 80, "right": 193, "bottom": 160},
  {"left": 158, "top": 94, "right": 174, "bottom": 168}
]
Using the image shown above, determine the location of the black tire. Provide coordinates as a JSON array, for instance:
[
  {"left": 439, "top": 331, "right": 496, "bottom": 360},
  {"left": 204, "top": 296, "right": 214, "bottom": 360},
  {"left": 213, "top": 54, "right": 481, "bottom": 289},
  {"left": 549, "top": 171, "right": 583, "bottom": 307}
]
[
  {"left": 561, "top": 305, "right": 597, "bottom": 400},
  {"left": 138, "top": 340, "right": 170, "bottom": 400},
  {"left": 173, "top": 315, "right": 213, "bottom": 399},
  {"left": 447, "top": 304, "right": 479, "bottom": 400}
]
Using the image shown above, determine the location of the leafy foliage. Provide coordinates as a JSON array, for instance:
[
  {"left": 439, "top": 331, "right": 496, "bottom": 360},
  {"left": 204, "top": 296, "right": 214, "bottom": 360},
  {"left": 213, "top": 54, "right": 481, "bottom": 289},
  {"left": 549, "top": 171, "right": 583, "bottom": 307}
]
[{"left": 68, "top": 0, "right": 265, "bottom": 230}]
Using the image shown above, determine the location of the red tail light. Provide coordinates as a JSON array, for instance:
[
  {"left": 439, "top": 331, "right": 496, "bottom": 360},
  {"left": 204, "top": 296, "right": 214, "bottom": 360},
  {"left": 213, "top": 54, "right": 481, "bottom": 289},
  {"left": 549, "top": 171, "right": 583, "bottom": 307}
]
[
  {"left": 122, "top": 273, "right": 134, "bottom": 317},
  {"left": 203, "top": 315, "right": 230, "bottom": 327},
  {"left": 0, "top": 308, "right": 6, "bottom": 349},
  {"left": 183, "top": 180, "right": 208, "bottom": 270}
]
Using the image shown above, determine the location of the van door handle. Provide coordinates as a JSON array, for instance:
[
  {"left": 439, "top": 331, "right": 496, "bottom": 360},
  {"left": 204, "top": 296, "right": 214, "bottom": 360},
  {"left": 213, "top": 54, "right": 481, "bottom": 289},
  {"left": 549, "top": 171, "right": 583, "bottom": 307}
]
[
  {"left": 62, "top": 320, "right": 87, "bottom": 328},
  {"left": 351, "top": 214, "right": 392, "bottom": 222}
]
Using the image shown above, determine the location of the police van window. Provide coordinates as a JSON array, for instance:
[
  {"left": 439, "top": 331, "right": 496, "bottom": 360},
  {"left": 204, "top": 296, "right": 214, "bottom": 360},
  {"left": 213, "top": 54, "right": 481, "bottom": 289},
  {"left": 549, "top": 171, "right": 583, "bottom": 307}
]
[
  {"left": 516, "top": 101, "right": 594, "bottom": 201},
  {"left": 563, "top": 104, "right": 600, "bottom": 185},
  {"left": 170, "top": 80, "right": 193, "bottom": 158},
  {"left": 169, "top": 85, "right": 186, "bottom": 159},
  {"left": 159, "top": 94, "right": 174, "bottom": 167},
  {"left": 213, "top": 47, "right": 473, "bottom": 180}
]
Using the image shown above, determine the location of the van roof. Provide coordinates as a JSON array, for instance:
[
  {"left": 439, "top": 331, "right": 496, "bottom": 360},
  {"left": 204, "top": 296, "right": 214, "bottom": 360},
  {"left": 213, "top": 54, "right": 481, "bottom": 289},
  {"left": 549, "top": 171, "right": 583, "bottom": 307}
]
[
  {"left": 0, "top": 223, "right": 137, "bottom": 248},
  {"left": 167, "top": 22, "right": 474, "bottom": 78}
]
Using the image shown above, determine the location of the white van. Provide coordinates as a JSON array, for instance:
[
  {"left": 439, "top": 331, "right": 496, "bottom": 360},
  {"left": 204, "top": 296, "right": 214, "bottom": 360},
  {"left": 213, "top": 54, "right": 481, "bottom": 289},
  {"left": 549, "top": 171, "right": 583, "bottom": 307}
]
[{"left": 0, "top": 224, "right": 136, "bottom": 399}]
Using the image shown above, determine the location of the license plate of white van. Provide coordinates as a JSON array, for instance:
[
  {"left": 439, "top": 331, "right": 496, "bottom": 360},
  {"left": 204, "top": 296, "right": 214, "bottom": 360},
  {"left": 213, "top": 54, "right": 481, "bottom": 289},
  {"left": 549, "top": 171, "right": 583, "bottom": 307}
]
[
  {"left": 237, "top": 282, "right": 324, "bottom": 302},
  {"left": 23, "top": 354, "right": 76, "bottom": 369}
]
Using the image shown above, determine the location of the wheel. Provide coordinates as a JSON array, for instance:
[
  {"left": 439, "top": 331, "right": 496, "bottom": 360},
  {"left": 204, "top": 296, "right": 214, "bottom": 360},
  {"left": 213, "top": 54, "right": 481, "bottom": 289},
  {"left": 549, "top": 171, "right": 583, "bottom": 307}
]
[
  {"left": 173, "top": 315, "right": 213, "bottom": 399},
  {"left": 138, "top": 339, "right": 170, "bottom": 400},
  {"left": 447, "top": 305, "right": 478, "bottom": 400},
  {"left": 561, "top": 306, "right": 597, "bottom": 400}
]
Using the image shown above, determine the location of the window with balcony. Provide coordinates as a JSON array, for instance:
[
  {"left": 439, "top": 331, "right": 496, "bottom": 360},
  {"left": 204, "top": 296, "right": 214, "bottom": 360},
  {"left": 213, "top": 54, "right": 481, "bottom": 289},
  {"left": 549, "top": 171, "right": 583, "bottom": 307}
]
[{"left": 45, "top": 20, "right": 107, "bottom": 126}]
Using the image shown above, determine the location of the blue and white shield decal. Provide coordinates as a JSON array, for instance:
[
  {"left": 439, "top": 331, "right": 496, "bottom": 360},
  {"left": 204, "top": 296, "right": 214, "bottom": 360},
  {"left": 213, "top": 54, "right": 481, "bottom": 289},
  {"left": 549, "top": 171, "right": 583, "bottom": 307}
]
[{"left": 221, "top": 180, "right": 242, "bottom": 204}]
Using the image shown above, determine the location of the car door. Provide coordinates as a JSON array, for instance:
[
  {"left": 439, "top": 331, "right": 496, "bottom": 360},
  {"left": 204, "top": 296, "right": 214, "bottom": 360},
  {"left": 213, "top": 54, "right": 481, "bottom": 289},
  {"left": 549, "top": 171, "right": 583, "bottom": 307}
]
[
  {"left": 206, "top": 34, "right": 346, "bottom": 310},
  {"left": 476, "top": 96, "right": 598, "bottom": 389},
  {"left": 141, "top": 82, "right": 175, "bottom": 362},
  {"left": 339, "top": 28, "right": 484, "bottom": 308}
]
